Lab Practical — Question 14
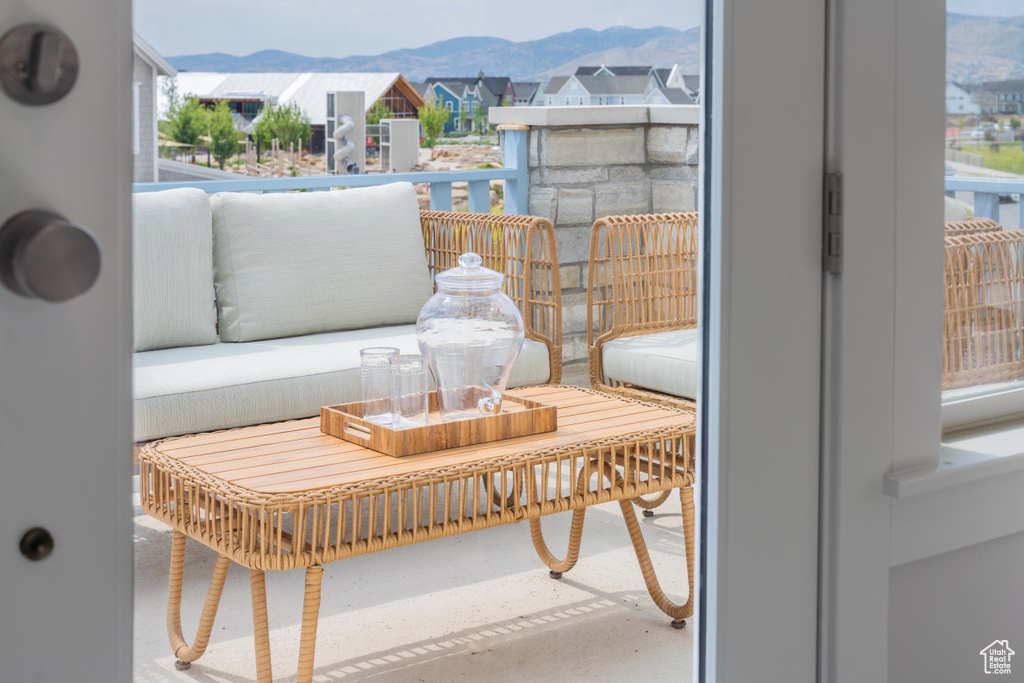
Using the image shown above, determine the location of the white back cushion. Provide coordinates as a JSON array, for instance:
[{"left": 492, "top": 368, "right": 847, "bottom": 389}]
[
  {"left": 211, "top": 182, "right": 434, "bottom": 342},
  {"left": 133, "top": 188, "right": 217, "bottom": 352}
]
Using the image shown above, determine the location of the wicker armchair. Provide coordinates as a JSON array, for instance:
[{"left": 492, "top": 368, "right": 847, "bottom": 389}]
[
  {"left": 588, "top": 212, "right": 699, "bottom": 411},
  {"left": 945, "top": 216, "right": 1002, "bottom": 238},
  {"left": 421, "top": 210, "right": 562, "bottom": 384},
  {"left": 943, "top": 230, "right": 1024, "bottom": 390},
  {"left": 587, "top": 212, "right": 699, "bottom": 528}
]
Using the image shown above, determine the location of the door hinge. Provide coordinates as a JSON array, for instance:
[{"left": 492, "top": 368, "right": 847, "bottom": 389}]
[{"left": 823, "top": 172, "right": 842, "bottom": 275}]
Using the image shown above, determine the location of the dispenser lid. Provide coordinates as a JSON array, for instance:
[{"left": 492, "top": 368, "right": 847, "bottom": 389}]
[{"left": 434, "top": 253, "right": 505, "bottom": 292}]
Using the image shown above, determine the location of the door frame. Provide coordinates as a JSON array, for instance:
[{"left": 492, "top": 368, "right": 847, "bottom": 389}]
[{"left": 700, "top": 0, "right": 825, "bottom": 679}]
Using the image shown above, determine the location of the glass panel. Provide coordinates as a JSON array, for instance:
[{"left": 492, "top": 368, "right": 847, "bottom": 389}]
[
  {"left": 132, "top": 1, "right": 703, "bottom": 680},
  {"left": 943, "top": 3, "right": 1024, "bottom": 428}
]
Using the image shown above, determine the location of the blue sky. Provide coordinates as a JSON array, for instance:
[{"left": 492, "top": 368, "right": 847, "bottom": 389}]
[{"left": 134, "top": 0, "right": 703, "bottom": 57}]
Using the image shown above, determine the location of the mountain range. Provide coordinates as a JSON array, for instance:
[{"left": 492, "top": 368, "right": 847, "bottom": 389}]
[
  {"left": 167, "top": 14, "right": 1024, "bottom": 84},
  {"left": 168, "top": 26, "right": 700, "bottom": 81}
]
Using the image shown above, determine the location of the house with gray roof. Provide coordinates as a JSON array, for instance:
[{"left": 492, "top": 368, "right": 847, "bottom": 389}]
[
  {"left": 543, "top": 70, "right": 654, "bottom": 106},
  {"left": 504, "top": 81, "right": 541, "bottom": 106}
]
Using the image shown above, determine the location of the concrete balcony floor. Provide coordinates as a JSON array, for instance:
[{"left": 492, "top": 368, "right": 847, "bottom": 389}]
[{"left": 132, "top": 493, "right": 694, "bottom": 682}]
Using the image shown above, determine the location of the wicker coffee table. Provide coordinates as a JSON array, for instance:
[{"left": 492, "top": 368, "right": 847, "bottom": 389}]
[{"left": 139, "top": 385, "right": 696, "bottom": 682}]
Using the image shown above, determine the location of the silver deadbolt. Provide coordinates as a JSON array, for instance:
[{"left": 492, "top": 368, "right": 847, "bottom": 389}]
[
  {"left": 0, "top": 23, "right": 78, "bottom": 105},
  {"left": 0, "top": 210, "right": 101, "bottom": 302}
]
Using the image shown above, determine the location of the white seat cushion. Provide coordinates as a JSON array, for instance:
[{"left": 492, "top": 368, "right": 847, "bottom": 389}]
[
  {"left": 133, "top": 325, "right": 551, "bottom": 442},
  {"left": 602, "top": 328, "right": 700, "bottom": 400},
  {"left": 211, "top": 182, "right": 435, "bottom": 343},
  {"left": 133, "top": 188, "right": 217, "bottom": 351}
]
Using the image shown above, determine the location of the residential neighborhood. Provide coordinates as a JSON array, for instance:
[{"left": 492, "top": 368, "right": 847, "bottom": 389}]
[{"left": 138, "top": 28, "right": 702, "bottom": 182}]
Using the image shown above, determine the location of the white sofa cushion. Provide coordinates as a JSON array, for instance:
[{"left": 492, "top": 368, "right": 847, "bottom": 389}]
[
  {"left": 133, "top": 325, "right": 551, "bottom": 442},
  {"left": 211, "top": 182, "right": 434, "bottom": 343},
  {"left": 133, "top": 188, "right": 217, "bottom": 351},
  {"left": 601, "top": 328, "right": 700, "bottom": 400}
]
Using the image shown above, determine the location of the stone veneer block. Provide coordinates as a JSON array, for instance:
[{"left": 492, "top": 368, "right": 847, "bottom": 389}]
[
  {"left": 686, "top": 127, "right": 700, "bottom": 165},
  {"left": 648, "top": 127, "right": 690, "bottom": 163},
  {"left": 529, "top": 130, "right": 540, "bottom": 167},
  {"left": 557, "top": 188, "right": 595, "bottom": 225},
  {"left": 546, "top": 128, "right": 645, "bottom": 167},
  {"left": 559, "top": 265, "right": 581, "bottom": 290},
  {"left": 560, "top": 292, "right": 589, "bottom": 333},
  {"left": 595, "top": 180, "right": 650, "bottom": 219},
  {"left": 545, "top": 167, "right": 609, "bottom": 185},
  {"left": 609, "top": 166, "right": 647, "bottom": 181},
  {"left": 554, "top": 226, "right": 592, "bottom": 264},
  {"left": 652, "top": 182, "right": 697, "bottom": 213},
  {"left": 650, "top": 165, "right": 698, "bottom": 181},
  {"left": 562, "top": 334, "right": 589, "bottom": 363},
  {"left": 528, "top": 186, "right": 556, "bottom": 223}
]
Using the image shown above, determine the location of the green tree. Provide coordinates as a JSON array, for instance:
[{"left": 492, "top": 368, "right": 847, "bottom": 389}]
[
  {"left": 1011, "top": 118, "right": 1021, "bottom": 131},
  {"left": 459, "top": 106, "right": 471, "bottom": 132},
  {"left": 207, "top": 100, "right": 242, "bottom": 169},
  {"left": 164, "top": 80, "right": 207, "bottom": 149},
  {"left": 417, "top": 96, "right": 449, "bottom": 146},
  {"left": 366, "top": 100, "right": 393, "bottom": 126},
  {"left": 473, "top": 104, "right": 489, "bottom": 134},
  {"left": 252, "top": 100, "right": 311, "bottom": 151}
]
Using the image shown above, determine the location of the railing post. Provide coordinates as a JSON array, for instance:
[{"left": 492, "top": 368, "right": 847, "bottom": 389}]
[
  {"left": 467, "top": 180, "right": 491, "bottom": 214},
  {"left": 974, "top": 192, "right": 1000, "bottom": 222},
  {"left": 429, "top": 182, "right": 452, "bottom": 211},
  {"left": 501, "top": 125, "right": 529, "bottom": 215}
]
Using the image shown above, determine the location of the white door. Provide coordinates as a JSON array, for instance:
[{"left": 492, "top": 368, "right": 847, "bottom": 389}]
[{"left": 0, "top": 1, "right": 133, "bottom": 680}]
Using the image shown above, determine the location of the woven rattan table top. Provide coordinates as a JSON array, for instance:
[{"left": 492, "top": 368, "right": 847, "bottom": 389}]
[{"left": 144, "top": 385, "right": 695, "bottom": 495}]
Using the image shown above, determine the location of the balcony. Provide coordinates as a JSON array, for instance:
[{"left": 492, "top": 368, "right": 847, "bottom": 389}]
[{"left": 131, "top": 105, "right": 699, "bottom": 682}]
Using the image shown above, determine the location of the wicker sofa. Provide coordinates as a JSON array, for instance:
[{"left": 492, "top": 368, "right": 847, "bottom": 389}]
[{"left": 131, "top": 183, "right": 560, "bottom": 443}]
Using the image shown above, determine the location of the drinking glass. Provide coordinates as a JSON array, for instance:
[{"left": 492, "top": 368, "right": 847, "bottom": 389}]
[
  {"left": 391, "top": 354, "right": 430, "bottom": 429},
  {"left": 360, "top": 347, "right": 399, "bottom": 426}
]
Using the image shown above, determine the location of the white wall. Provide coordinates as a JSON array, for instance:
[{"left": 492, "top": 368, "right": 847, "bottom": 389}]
[{"left": 889, "top": 531, "right": 1024, "bottom": 681}]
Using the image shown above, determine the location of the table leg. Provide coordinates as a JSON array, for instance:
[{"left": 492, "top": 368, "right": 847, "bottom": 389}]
[
  {"left": 250, "top": 569, "right": 273, "bottom": 683},
  {"left": 619, "top": 484, "right": 696, "bottom": 628},
  {"left": 166, "top": 530, "right": 232, "bottom": 669},
  {"left": 296, "top": 565, "right": 324, "bottom": 683},
  {"left": 527, "top": 464, "right": 594, "bottom": 579}
]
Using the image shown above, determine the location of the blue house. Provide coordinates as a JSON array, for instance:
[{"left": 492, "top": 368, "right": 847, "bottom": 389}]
[{"left": 425, "top": 80, "right": 483, "bottom": 132}]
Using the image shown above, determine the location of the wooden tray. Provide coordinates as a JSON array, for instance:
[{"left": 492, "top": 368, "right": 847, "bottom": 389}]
[{"left": 320, "top": 391, "right": 558, "bottom": 457}]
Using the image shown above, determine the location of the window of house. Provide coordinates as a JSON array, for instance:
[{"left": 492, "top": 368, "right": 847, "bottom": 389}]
[{"left": 943, "top": 9, "right": 1024, "bottom": 434}]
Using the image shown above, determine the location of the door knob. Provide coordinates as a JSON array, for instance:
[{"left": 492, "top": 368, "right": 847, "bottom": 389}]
[
  {"left": 0, "top": 210, "right": 101, "bottom": 302},
  {"left": 0, "top": 23, "right": 78, "bottom": 105},
  {"left": 19, "top": 527, "right": 54, "bottom": 561}
]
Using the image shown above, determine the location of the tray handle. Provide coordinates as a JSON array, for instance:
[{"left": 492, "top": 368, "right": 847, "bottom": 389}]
[{"left": 344, "top": 421, "right": 372, "bottom": 440}]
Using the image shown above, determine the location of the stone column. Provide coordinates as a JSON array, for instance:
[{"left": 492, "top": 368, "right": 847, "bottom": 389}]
[{"left": 491, "top": 105, "right": 700, "bottom": 371}]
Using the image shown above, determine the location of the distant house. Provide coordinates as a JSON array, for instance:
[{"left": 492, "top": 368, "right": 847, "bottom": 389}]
[
  {"left": 426, "top": 80, "right": 481, "bottom": 132},
  {"left": 425, "top": 72, "right": 510, "bottom": 114},
  {"left": 159, "top": 72, "right": 425, "bottom": 154},
  {"left": 133, "top": 33, "right": 176, "bottom": 183},
  {"left": 970, "top": 79, "right": 1024, "bottom": 115},
  {"left": 542, "top": 66, "right": 659, "bottom": 106},
  {"left": 946, "top": 83, "right": 980, "bottom": 114},
  {"left": 659, "top": 65, "right": 700, "bottom": 103},
  {"left": 504, "top": 81, "right": 541, "bottom": 106}
]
